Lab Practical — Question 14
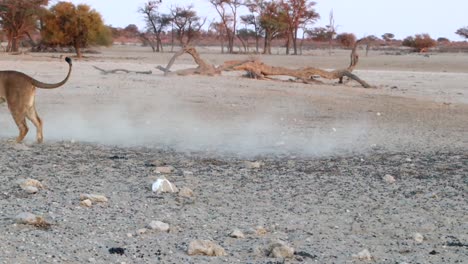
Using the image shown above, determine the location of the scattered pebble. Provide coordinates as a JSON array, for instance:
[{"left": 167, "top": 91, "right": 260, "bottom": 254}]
[
  {"left": 414, "top": 233, "right": 424, "bottom": 243},
  {"left": 136, "top": 228, "right": 147, "bottom": 235},
  {"left": 15, "top": 212, "right": 51, "bottom": 229},
  {"left": 255, "top": 226, "right": 268, "bottom": 236},
  {"left": 80, "top": 199, "right": 93, "bottom": 207},
  {"left": 267, "top": 240, "right": 295, "bottom": 258},
  {"left": 147, "top": 221, "right": 170, "bottom": 232},
  {"left": 243, "top": 161, "right": 263, "bottom": 169},
  {"left": 178, "top": 187, "right": 194, "bottom": 198},
  {"left": 352, "top": 249, "right": 373, "bottom": 261},
  {"left": 383, "top": 174, "right": 396, "bottom": 184},
  {"left": 229, "top": 229, "right": 245, "bottom": 238},
  {"left": 155, "top": 166, "right": 174, "bottom": 174},
  {"left": 79, "top": 194, "right": 108, "bottom": 203},
  {"left": 18, "top": 179, "right": 44, "bottom": 194},
  {"left": 152, "top": 177, "right": 178, "bottom": 193},
  {"left": 187, "top": 240, "right": 226, "bottom": 256}
]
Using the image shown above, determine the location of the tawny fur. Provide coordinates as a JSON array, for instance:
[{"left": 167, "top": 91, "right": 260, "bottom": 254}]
[{"left": 0, "top": 57, "right": 72, "bottom": 143}]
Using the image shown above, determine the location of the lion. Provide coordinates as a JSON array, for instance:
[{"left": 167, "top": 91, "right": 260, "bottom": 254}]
[{"left": 0, "top": 57, "right": 72, "bottom": 143}]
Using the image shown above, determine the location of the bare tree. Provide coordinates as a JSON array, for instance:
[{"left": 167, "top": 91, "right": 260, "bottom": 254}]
[
  {"left": 326, "top": 9, "right": 338, "bottom": 55},
  {"left": 171, "top": 5, "right": 205, "bottom": 46},
  {"left": 139, "top": 1, "right": 172, "bottom": 52},
  {"left": 455, "top": 27, "right": 468, "bottom": 39},
  {"left": 209, "top": 0, "right": 242, "bottom": 53}
]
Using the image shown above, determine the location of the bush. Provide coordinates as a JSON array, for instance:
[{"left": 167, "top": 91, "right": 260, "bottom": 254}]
[
  {"left": 402, "top": 34, "right": 436, "bottom": 52},
  {"left": 335, "top": 33, "right": 356, "bottom": 48}
]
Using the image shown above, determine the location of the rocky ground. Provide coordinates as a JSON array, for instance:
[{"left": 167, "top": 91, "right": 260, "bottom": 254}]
[{"left": 0, "top": 47, "right": 467, "bottom": 263}]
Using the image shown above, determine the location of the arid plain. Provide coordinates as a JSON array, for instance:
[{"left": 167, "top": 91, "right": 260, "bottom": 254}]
[{"left": 0, "top": 46, "right": 467, "bottom": 263}]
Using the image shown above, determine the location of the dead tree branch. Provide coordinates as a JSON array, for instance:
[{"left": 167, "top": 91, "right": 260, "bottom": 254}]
[
  {"left": 156, "top": 39, "right": 372, "bottom": 88},
  {"left": 93, "top": 66, "right": 152, "bottom": 75}
]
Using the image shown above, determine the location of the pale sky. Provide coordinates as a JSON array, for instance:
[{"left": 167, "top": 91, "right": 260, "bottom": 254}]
[{"left": 61, "top": 0, "right": 467, "bottom": 41}]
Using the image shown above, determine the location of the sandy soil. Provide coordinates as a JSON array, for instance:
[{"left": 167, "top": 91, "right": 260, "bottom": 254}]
[{"left": 0, "top": 46, "right": 467, "bottom": 263}]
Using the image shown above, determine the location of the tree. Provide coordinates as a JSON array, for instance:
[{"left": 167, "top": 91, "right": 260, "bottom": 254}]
[
  {"left": 281, "top": 0, "right": 319, "bottom": 55},
  {"left": 0, "top": 0, "right": 48, "bottom": 52},
  {"left": 455, "top": 27, "right": 468, "bottom": 39},
  {"left": 326, "top": 10, "right": 337, "bottom": 55},
  {"left": 210, "top": 0, "right": 242, "bottom": 54},
  {"left": 402, "top": 34, "right": 436, "bottom": 52},
  {"left": 382, "top": 33, "right": 395, "bottom": 42},
  {"left": 437, "top": 37, "right": 449, "bottom": 43},
  {"left": 243, "top": 0, "right": 265, "bottom": 54},
  {"left": 171, "top": 5, "right": 205, "bottom": 46},
  {"left": 336, "top": 33, "right": 356, "bottom": 48},
  {"left": 41, "top": 2, "right": 112, "bottom": 58},
  {"left": 259, "top": 1, "right": 288, "bottom": 54},
  {"left": 306, "top": 27, "right": 331, "bottom": 41},
  {"left": 139, "top": 1, "right": 172, "bottom": 52}
]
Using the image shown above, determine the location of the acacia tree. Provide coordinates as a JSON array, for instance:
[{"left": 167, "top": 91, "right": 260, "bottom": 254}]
[
  {"left": 455, "top": 27, "right": 468, "bottom": 39},
  {"left": 210, "top": 21, "right": 228, "bottom": 52},
  {"left": 242, "top": 0, "right": 265, "bottom": 53},
  {"left": 139, "top": 1, "right": 172, "bottom": 52},
  {"left": 41, "top": 2, "right": 112, "bottom": 58},
  {"left": 281, "top": 0, "right": 319, "bottom": 55},
  {"left": 0, "top": 0, "right": 48, "bottom": 52},
  {"left": 336, "top": 32, "right": 356, "bottom": 48},
  {"left": 209, "top": 0, "right": 242, "bottom": 54},
  {"left": 402, "top": 33, "right": 436, "bottom": 52},
  {"left": 382, "top": 33, "right": 395, "bottom": 42},
  {"left": 171, "top": 5, "right": 205, "bottom": 46},
  {"left": 260, "top": 1, "right": 288, "bottom": 54}
]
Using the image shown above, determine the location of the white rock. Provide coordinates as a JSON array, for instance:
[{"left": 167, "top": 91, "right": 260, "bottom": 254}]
[
  {"left": 352, "top": 249, "right": 373, "bottom": 261},
  {"left": 136, "top": 228, "right": 147, "bottom": 235},
  {"left": 80, "top": 199, "right": 92, "bottom": 207},
  {"left": 187, "top": 240, "right": 226, "bottom": 256},
  {"left": 268, "top": 240, "right": 294, "bottom": 258},
  {"left": 383, "top": 174, "right": 396, "bottom": 184},
  {"left": 15, "top": 212, "right": 38, "bottom": 225},
  {"left": 229, "top": 229, "right": 245, "bottom": 238},
  {"left": 152, "top": 177, "right": 178, "bottom": 193},
  {"left": 414, "top": 233, "right": 424, "bottom": 243},
  {"left": 147, "top": 221, "right": 170, "bottom": 232},
  {"left": 23, "top": 186, "right": 39, "bottom": 194},
  {"left": 80, "top": 194, "right": 108, "bottom": 203},
  {"left": 18, "top": 179, "right": 44, "bottom": 190}
]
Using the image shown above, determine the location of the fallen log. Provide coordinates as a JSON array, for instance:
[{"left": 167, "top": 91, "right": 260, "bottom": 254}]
[{"left": 156, "top": 39, "right": 372, "bottom": 88}]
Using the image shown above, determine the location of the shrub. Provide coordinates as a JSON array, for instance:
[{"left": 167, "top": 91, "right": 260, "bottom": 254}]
[
  {"left": 402, "top": 34, "right": 436, "bottom": 52},
  {"left": 335, "top": 33, "right": 356, "bottom": 48}
]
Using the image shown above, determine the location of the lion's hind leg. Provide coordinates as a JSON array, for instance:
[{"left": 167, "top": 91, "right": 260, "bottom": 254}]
[
  {"left": 26, "top": 105, "right": 43, "bottom": 143},
  {"left": 11, "top": 111, "right": 29, "bottom": 143}
]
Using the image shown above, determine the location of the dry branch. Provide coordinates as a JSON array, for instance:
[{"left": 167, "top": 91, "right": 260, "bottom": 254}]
[
  {"left": 93, "top": 66, "right": 152, "bottom": 75},
  {"left": 157, "top": 40, "right": 372, "bottom": 88}
]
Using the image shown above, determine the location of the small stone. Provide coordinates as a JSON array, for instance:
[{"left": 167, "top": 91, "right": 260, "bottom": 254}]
[
  {"left": 187, "top": 240, "right": 226, "bottom": 256},
  {"left": 80, "top": 199, "right": 92, "bottom": 207},
  {"left": 405, "top": 158, "right": 412, "bottom": 162},
  {"left": 19, "top": 178, "right": 44, "bottom": 189},
  {"left": 15, "top": 212, "right": 51, "bottom": 229},
  {"left": 23, "top": 186, "right": 39, "bottom": 194},
  {"left": 79, "top": 194, "right": 108, "bottom": 203},
  {"left": 255, "top": 226, "right": 268, "bottom": 236},
  {"left": 126, "top": 233, "right": 133, "bottom": 238},
  {"left": 155, "top": 166, "right": 174, "bottom": 174},
  {"left": 352, "top": 249, "right": 373, "bottom": 261},
  {"left": 376, "top": 112, "right": 382, "bottom": 116},
  {"left": 152, "top": 177, "right": 178, "bottom": 193},
  {"left": 268, "top": 240, "right": 294, "bottom": 258},
  {"left": 147, "top": 221, "right": 170, "bottom": 232},
  {"left": 183, "top": 171, "right": 194, "bottom": 176},
  {"left": 136, "top": 228, "right": 147, "bottom": 235},
  {"left": 244, "top": 161, "right": 263, "bottom": 169},
  {"left": 414, "top": 233, "right": 424, "bottom": 243},
  {"left": 383, "top": 174, "right": 396, "bottom": 184},
  {"left": 229, "top": 229, "right": 245, "bottom": 238},
  {"left": 178, "top": 187, "right": 194, "bottom": 198}
]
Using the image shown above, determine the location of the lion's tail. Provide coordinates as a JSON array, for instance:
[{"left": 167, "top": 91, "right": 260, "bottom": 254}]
[{"left": 31, "top": 57, "right": 72, "bottom": 89}]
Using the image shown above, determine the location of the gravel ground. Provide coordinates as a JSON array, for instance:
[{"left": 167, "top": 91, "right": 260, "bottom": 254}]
[{"left": 0, "top": 142, "right": 466, "bottom": 263}]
